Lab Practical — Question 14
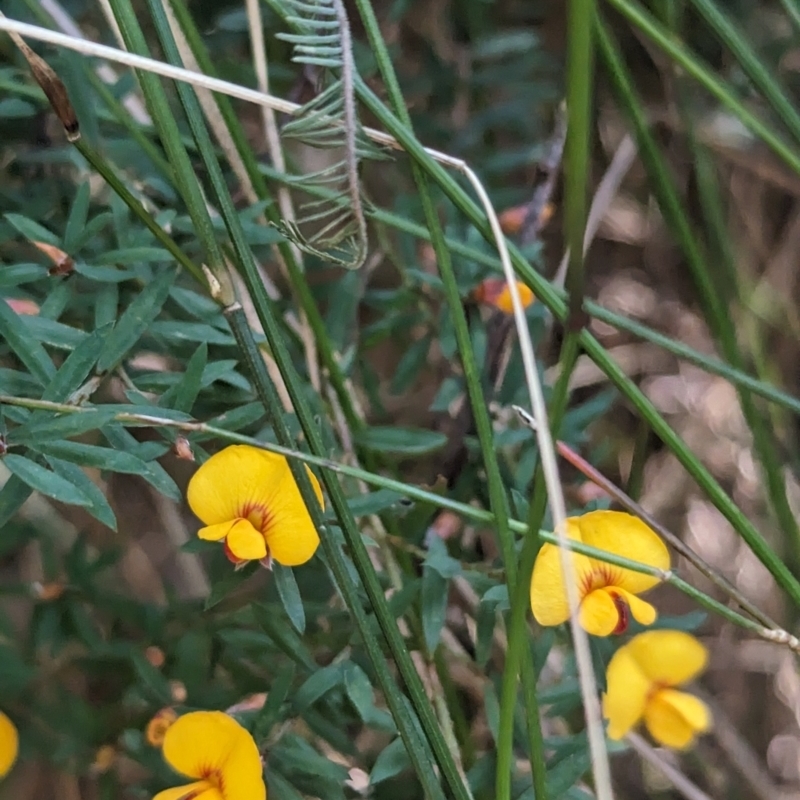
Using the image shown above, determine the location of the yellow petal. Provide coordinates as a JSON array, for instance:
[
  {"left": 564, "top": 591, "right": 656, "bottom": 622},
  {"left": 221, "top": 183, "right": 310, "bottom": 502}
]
[
  {"left": 644, "top": 688, "right": 710, "bottom": 749},
  {"left": 530, "top": 538, "right": 595, "bottom": 627},
  {"left": 602, "top": 647, "right": 651, "bottom": 740},
  {"left": 161, "top": 711, "right": 250, "bottom": 781},
  {"left": 153, "top": 781, "right": 221, "bottom": 800},
  {"left": 225, "top": 519, "right": 268, "bottom": 561},
  {"left": 617, "top": 589, "right": 658, "bottom": 627},
  {"left": 262, "top": 466, "right": 323, "bottom": 567},
  {"left": 580, "top": 589, "right": 623, "bottom": 636},
  {"left": 576, "top": 511, "right": 669, "bottom": 594},
  {"left": 625, "top": 630, "right": 708, "bottom": 686},
  {"left": 198, "top": 521, "right": 237, "bottom": 542},
  {"left": 0, "top": 711, "right": 18, "bottom": 779},
  {"left": 217, "top": 725, "right": 266, "bottom": 800}
]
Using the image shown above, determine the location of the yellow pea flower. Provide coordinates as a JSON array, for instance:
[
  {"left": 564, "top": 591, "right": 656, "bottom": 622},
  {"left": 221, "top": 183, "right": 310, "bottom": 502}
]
[
  {"left": 0, "top": 711, "right": 18, "bottom": 779},
  {"left": 530, "top": 510, "right": 669, "bottom": 636},
  {"left": 187, "top": 445, "right": 323, "bottom": 568},
  {"left": 603, "top": 630, "right": 711, "bottom": 748},
  {"left": 154, "top": 710, "right": 266, "bottom": 800},
  {"left": 472, "top": 278, "right": 535, "bottom": 315},
  {"left": 146, "top": 707, "right": 178, "bottom": 748}
]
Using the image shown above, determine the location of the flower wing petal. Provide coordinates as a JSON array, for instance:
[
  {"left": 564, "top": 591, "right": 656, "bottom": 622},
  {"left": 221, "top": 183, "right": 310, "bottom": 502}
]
[
  {"left": 577, "top": 510, "right": 669, "bottom": 593},
  {"left": 0, "top": 711, "right": 18, "bottom": 779},
  {"left": 225, "top": 519, "right": 268, "bottom": 561},
  {"left": 217, "top": 726, "right": 266, "bottom": 800},
  {"left": 530, "top": 542, "right": 594, "bottom": 627},
  {"left": 617, "top": 589, "right": 657, "bottom": 627},
  {"left": 644, "top": 689, "right": 710, "bottom": 749},
  {"left": 187, "top": 446, "right": 290, "bottom": 526},
  {"left": 626, "top": 630, "right": 708, "bottom": 685},
  {"left": 161, "top": 711, "right": 248, "bottom": 781},
  {"left": 263, "top": 466, "right": 322, "bottom": 567},
  {"left": 580, "top": 589, "right": 622, "bottom": 636},
  {"left": 602, "top": 647, "right": 650, "bottom": 740},
  {"left": 198, "top": 521, "right": 237, "bottom": 543},
  {"left": 153, "top": 781, "right": 221, "bottom": 800}
]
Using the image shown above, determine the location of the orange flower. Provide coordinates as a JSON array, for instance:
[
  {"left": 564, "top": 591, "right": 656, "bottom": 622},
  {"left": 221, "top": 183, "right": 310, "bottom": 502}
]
[
  {"left": 154, "top": 711, "right": 265, "bottom": 800},
  {"left": 0, "top": 711, "right": 18, "bottom": 779},
  {"left": 604, "top": 630, "right": 711, "bottom": 748},
  {"left": 472, "top": 278, "right": 535, "bottom": 315},
  {"left": 187, "top": 445, "right": 323, "bottom": 568},
  {"left": 530, "top": 510, "right": 669, "bottom": 636}
]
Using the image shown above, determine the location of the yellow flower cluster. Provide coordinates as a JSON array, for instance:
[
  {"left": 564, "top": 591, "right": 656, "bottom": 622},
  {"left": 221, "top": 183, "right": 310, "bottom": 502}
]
[{"left": 529, "top": 509, "right": 711, "bottom": 749}]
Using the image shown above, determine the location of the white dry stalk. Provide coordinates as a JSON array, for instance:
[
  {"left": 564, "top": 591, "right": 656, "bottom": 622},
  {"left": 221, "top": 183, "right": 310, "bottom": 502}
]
[{"left": 0, "top": 14, "right": 613, "bottom": 797}]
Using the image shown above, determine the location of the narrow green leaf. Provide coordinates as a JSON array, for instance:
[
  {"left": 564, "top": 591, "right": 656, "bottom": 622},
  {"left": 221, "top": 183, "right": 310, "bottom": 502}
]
[
  {"left": 293, "top": 663, "right": 344, "bottom": 712},
  {"left": 10, "top": 409, "right": 119, "bottom": 443},
  {"left": 355, "top": 426, "right": 448, "bottom": 455},
  {"left": 31, "top": 441, "right": 148, "bottom": 475},
  {"left": 0, "top": 298, "right": 55, "bottom": 384},
  {"left": 3, "top": 454, "right": 92, "bottom": 507},
  {"left": 420, "top": 567, "right": 448, "bottom": 652},
  {"left": 254, "top": 663, "right": 296, "bottom": 739},
  {"left": 4, "top": 213, "right": 60, "bottom": 246},
  {"left": 370, "top": 738, "right": 411, "bottom": 785},
  {"left": 22, "top": 317, "right": 88, "bottom": 351},
  {"left": 42, "top": 324, "right": 111, "bottom": 402},
  {"left": 0, "top": 263, "right": 48, "bottom": 286},
  {"left": 63, "top": 183, "right": 91, "bottom": 253},
  {"left": 46, "top": 457, "right": 117, "bottom": 530},
  {"left": 252, "top": 603, "right": 317, "bottom": 671},
  {"left": 0, "top": 474, "right": 33, "bottom": 527},
  {"left": 273, "top": 563, "right": 306, "bottom": 635},
  {"left": 203, "top": 563, "right": 259, "bottom": 610},
  {"left": 97, "top": 267, "right": 178, "bottom": 372},
  {"left": 171, "top": 342, "right": 207, "bottom": 413}
]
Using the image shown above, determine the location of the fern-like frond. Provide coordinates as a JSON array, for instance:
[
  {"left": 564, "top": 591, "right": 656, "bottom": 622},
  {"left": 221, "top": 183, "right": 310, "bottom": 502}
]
[{"left": 263, "top": 0, "right": 384, "bottom": 269}]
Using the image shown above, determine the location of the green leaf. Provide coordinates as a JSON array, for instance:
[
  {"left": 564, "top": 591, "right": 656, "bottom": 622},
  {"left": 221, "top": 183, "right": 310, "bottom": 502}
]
[
  {"left": 45, "top": 457, "right": 117, "bottom": 530},
  {"left": 421, "top": 565, "right": 448, "bottom": 652},
  {"left": 546, "top": 748, "right": 592, "bottom": 799},
  {"left": 97, "top": 267, "right": 178, "bottom": 372},
  {"left": 204, "top": 563, "right": 259, "bottom": 610},
  {"left": 0, "top": 263, "right": 48, "bottom": 286},
  {"left": 252, "top": 603, "right": 316, "bottom": 671},
  {"left": 0, "top": 298, "right": 55, "bottom": 384},
  {"left": 42, "top": 325, "right": 111, "bottom": 402},
  {"left": 149, "top": 320, "right": 235, "bottom": 345},
  {"left": 3, "top": 454, "right": 92, "bottom": 507},
  {"left": 10, "top": 409, "right": 119, "bottom": 443},
  {"left": 254, "top": 663, "right": 296, "bottom": 739},
  {"left": 0, "top": 475, "right": 33, "bottom": 527},
  {"left": 355, "top": 425, "right": 448, "bottom": 455},
  {"left": 273, "top": 563, "right": 306, "bottom": 635},
  {"left": 63, "top": 183, "right": 91, "bottom": 253},
  {"left": 4, "top": 213, "right": 60, "bottom": 246},
  {"left": 391, "top": 335, "right": 431, "bottom": 395},
  {"left": 346, "top": 489, "right": 408, "bottom": 517},
  {"left": 293, "top": 663, "right": 344, "bottom": 712},
  {"left": 32, "top": 440, "right": 148, "bottom": 475},
  {"left": 370, "top": 737, "right": 411, "bottom": 784},
  {"left": 171, "top": 342, "right": 207, "bottom": 413},
  {"left": 92, "top": 247, "right": 175, "bottom": 265},
  {"left": 22, "top": 317, "right": 88, "bottom": 351}
]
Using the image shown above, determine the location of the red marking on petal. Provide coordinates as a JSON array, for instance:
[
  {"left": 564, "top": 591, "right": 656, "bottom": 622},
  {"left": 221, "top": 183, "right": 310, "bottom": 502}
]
[
  {"left": 611, "top": 593, "right": 630, "bottom": 635},
  {"left": 223, "top": 538, "right": 244, "bottom": 566}
]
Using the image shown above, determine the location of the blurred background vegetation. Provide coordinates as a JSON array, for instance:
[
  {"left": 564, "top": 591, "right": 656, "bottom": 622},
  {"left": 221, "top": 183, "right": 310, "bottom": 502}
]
[{"left": 3, "top": 0, "right": 800, "bottom": 798}]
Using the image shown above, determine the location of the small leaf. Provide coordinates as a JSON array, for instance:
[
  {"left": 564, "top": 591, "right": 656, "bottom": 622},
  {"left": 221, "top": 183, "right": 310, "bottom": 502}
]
[
  {"left": 252, "top": 603, "right": 316, "bottom": 671},
  {"left": 42, "top": 324, "right": 110, "bottom": 402},
  {"left": 22, "top": 316, "right": 87, "bottom": 350},
  {"left": 0, "top": 475, "right": 33, "bottom": 527},
  {"left": 370, "top": 738, "right": 411, "bottom": 785},
  {"left": 254, "top": 663, "right": 296, "bottom": 739},
  {"left": 421, "top": 567, "right": 448, "bottom": 651},
  {"left": 63, "top": 182, "right": 91, "bottom": 253},
  {"left": 3, "top": 454, "right": 92, "bottom": 506},
  {"left": 171, "top": 342, "right": 207, "bottom": 413},
  {"left": 0, "top": 297, "right": 54, "bottom": 384},
  {"left": 204, "top": 563, "right": 259, "bottom": 610},
  {"left": 4, "top": 213, "right": 60, "bottom": 246},
  {"left": 97, "top": 267, "right": 177, "bottom": 372},
  {"left": 11, "top": 409, "right": 119, "bottom": 443},
  {"left": 32, "top": 440, "right": 148, "bottom": 475},
  {"left": 0, "top": 263, "right": 48, "bottom": 286},
  {"left": 293, "top": 663, "right": 344, "bottom": 713},
  {"left": 46, "top": 457, "right": 116, "bottom": 530},
  {"left": 273, "top": 563, "right": 306, "bottom": 635},
  {"left": 347, "top": 489, "right": 408, "bottom": 517},
  {"left": 355, "top": 425, "right": 448, "bottom": 455}
]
